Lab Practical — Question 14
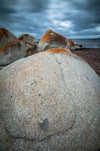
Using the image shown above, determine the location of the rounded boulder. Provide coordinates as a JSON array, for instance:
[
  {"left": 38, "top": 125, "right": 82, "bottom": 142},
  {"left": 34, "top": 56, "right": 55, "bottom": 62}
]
[
  {"left": 0, "top": 48, "right": 100, "bottom": 151},
  {"left": 0, "top": 41, "right": 37, "bottom": 66},
  {"left": 38, "top": 29, "right": 81, "bottom": 51}
]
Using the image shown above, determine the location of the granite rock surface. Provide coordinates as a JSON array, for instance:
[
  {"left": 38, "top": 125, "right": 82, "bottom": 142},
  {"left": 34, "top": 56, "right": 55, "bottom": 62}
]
[
  {"left": 0, "top": 48, "right": 100, "bottom": 151},
  {"left": 0, "top": 41, "right": 37, "bottom": 66}
]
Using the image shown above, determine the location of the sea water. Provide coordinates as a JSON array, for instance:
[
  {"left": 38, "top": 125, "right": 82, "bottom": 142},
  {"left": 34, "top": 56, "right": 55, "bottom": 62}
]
[{"left": 72, "top": 39, "right": 100, "bottom": 48}]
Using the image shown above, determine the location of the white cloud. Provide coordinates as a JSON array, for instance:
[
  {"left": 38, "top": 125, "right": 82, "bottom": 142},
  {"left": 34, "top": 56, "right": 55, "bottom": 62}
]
[
  {"left": 28, "top": 32, "right": 37, "bottom": 37},
  {"left": 82, "top": 26, "right": 100, "bottom": 33},
  {"left": 95, "top": 26, "right": 100, "bottom": 32},
  {"left": 51, "top": 20, "right": 73, "bottom": 29},
  {"left": 60, "top": 21, "right": 73, "bottom": 28}
]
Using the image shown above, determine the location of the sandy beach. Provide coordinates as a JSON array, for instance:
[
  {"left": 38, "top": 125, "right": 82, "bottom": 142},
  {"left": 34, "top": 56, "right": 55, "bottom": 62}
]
[{"left": 72, "top": 48, "right": 100, "bottom": 77}]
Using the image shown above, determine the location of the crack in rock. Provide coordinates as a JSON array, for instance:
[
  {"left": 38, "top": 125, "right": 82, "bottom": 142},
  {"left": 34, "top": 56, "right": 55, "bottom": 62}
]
[
  {"left": 53, "top": 53, "right": 77, "bottom": 129},
  {"left": 5, "top": 116, "right": 76, "bottom": 142}
]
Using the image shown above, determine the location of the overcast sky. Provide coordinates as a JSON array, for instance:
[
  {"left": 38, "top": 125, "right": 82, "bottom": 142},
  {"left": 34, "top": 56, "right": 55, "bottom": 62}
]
[{"left": 0, "top": 0, "right": 100, "bottom": 39}]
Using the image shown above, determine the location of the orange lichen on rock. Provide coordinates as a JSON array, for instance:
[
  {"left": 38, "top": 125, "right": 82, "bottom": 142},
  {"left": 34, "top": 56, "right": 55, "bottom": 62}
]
[
  {"left": 24, "top": 34, "right": 29, "bottom": 38},
  {"left": 18, "top": 36, "right": 23, "bottom": 41},
  {"left": 46, "top": 29, "right": 53, "bottom": 33},
  {"left": 0, "top": 41, "right": 21, "bottom": 54},
  {"left": 67, "top": 39, "right": 75, "bottom": 46},
  {"left": 44, "top": 48, "right": 71, "bottom": 54},
  {"left": 18, "top": 34, "right": 29, "bottom": 41},
  {"left": 39, "top": 30, "right": 52, "bottom": 43},
  {"left": 39, "top": 29, "right": 67, "bottom": 45},
  {"left": 0, "top": 28, "right": 8, "bottom": 42},
  {"left": 40, "top": 48, "right": 87, "bottom": 63},
  {"left": 27, "top": 41, "right": 32, "bottom": 46}
]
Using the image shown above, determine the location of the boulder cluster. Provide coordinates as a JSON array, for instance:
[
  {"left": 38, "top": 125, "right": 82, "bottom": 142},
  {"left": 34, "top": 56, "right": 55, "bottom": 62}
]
[
  {"left": 0, "top": 28, "right": 100, "bottom": 151},
  {"left": 0, "top": 28, "right": 82, "bottom": 67},
  {"left": 0, "top": 28, "right": 39, "bottom": 67}
]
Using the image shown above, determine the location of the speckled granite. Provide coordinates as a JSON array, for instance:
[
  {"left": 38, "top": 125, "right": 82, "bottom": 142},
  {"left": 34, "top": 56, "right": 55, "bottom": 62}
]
[{"left": 0, "top": 48, "right": 100, "bottom": 151}]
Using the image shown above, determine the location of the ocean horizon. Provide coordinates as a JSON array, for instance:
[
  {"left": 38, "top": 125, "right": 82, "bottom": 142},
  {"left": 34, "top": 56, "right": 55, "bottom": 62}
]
[
  {"left": 37, "top": 38, "right": 100, "bottom": 48},
  {"left": 72, "top": 39, "right": 100, "bottom": 48}
]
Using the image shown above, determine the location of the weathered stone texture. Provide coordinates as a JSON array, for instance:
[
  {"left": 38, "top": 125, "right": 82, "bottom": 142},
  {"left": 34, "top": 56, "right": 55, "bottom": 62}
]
[{"left": 0, "top": 48, "right": 100, "bottom": 151}]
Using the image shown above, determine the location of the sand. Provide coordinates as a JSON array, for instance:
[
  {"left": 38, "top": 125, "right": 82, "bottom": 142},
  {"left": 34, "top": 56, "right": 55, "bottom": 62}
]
[{"left": 72, "top": 48, "right": 100, "bottom": 77}]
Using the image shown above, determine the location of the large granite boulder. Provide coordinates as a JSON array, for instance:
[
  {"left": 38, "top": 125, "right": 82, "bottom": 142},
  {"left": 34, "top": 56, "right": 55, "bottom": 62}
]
[
  {"left": 18, "top": 33, "right": 39, "bottom": 44},
  {"left": 0, "top": 41, "right": 37, "bottom": 66},
  {"left": 0, "top": 28, "right": 17, "bottom": 48},
  {"left": 38, "top": 29, "right": 82, "bottom": 51},
  {"left": 0, "top": 48, "right": 100, "bottom": 151}
]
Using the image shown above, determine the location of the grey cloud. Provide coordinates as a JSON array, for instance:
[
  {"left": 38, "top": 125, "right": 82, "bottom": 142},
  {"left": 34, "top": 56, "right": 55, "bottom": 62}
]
[
  {"left": 30, "top": 0, "right": 49, "bottom": 12},
  {"left": 0, "top": 0, "right": 100, "bottom": 38},
  {"left": 0, "top": 0, "right": 17, "bottom": 14},
  {"left": 59, "top": 0, "right": 100, "bottom": 36}
]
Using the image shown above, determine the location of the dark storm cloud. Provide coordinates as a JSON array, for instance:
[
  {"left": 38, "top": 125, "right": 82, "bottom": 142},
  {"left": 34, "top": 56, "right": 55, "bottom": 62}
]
[
  {"left": 0, "top": 0, "right": 50, "bottom": 38},
  {"left": 0, "top": 0, "right": 49, "bottom": 13},
  {"left": 71, "top": 0, "right": 100, "bottom": 28},
  {"left": 56, "top": 0, "right": 100, "bottom": 38},
  {"left": 0, "top": 0, "right": 17, "bottom": 14},
  {"left": 30, "top": 0, "right": 49, "bottom": 12},
  {"left": 74, "top": 0, "right": 100, "bottom": 13},
  {"left": 0, "top": 0, "right": 100, "bottom": 38}
]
